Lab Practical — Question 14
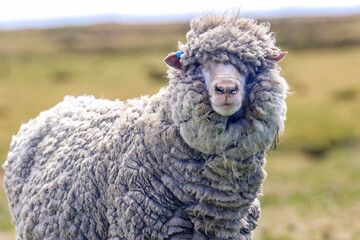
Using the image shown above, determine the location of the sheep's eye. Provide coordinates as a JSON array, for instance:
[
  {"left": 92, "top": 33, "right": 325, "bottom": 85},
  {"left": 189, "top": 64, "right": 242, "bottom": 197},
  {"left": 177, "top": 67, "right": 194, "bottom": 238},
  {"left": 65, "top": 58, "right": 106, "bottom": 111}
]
[{"left": 215, "top": 86, "right": 224, "bottom": 95}]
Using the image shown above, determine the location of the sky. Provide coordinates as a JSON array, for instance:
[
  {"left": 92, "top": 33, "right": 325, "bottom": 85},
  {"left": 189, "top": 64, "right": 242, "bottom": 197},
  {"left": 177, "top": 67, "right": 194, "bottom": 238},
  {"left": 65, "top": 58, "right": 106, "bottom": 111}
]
[{"left": 1, "top": 0, "right": 360, "bottom": 28}]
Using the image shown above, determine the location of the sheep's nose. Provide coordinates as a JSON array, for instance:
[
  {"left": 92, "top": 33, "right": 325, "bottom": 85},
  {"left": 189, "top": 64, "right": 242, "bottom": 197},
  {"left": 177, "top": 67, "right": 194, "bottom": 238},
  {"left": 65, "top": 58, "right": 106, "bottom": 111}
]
[{"left": 214, "top": 84, "right": 239, "bottom": 95}]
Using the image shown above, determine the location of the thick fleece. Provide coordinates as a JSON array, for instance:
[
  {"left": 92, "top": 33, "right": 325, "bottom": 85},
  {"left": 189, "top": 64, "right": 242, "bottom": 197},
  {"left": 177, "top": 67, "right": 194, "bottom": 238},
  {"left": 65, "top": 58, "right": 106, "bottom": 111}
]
[{"left": 3, "top": 13, "right": 288, "bottom": 240}]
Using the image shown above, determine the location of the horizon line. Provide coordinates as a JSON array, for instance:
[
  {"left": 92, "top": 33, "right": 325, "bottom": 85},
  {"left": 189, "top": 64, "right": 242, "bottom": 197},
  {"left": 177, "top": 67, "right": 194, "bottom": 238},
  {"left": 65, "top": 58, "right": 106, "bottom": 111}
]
[{"left": 1, "top": 6, "right": 360, "bottom": 31}]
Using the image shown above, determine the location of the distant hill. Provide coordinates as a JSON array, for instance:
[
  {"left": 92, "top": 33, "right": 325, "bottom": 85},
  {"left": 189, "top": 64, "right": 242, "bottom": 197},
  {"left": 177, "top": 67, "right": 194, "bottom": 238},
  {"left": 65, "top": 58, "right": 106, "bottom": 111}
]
[
  {"left": 0, "top": 14, "right": 360, "bottom": 55},
  {"left": 270, "top": 14, "right": 360, "bottom": 49}
]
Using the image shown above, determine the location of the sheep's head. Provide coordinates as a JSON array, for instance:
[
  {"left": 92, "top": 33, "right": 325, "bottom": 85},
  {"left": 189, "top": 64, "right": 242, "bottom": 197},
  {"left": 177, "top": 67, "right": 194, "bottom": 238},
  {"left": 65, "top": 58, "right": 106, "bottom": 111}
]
[
  {"left": 163, "top": 13, "right": 289, "bottom": 157},
  {"left": 164, "top": 13, "right": 287, "bottom": 118}
]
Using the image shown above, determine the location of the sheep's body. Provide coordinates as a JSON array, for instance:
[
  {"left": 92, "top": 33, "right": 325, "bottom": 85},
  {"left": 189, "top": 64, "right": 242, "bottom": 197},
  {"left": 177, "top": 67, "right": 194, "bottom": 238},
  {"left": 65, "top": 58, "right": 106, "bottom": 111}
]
[{"left": 3, "top": 13, "right": 288, "bottom": 240}]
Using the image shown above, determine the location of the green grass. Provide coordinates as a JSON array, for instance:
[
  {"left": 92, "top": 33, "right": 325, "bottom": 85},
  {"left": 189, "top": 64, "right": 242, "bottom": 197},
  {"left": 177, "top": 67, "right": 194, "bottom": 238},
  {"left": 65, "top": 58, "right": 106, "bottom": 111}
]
[
  {"left": 280, "top": 47, "right": 360, "bottom": 152},
  {"left": 1, "top": 14, "right": 360, "bottom": 239},
  {"left": 254, "top": 146, "right": 360, "bottom": 240}
]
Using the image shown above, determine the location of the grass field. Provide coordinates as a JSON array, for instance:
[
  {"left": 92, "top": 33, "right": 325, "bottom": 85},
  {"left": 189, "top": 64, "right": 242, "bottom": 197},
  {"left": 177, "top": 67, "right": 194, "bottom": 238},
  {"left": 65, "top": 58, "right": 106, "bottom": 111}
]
[{"left": 0, "top": 14, "right": 359, "bottom": 239}]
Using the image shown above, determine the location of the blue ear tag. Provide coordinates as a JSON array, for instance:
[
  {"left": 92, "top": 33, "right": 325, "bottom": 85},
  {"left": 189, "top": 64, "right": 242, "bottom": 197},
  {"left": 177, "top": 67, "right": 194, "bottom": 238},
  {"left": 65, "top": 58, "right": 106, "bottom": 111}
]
[{"left": 176, "top": 51, "right": 183, "bottom": 59}]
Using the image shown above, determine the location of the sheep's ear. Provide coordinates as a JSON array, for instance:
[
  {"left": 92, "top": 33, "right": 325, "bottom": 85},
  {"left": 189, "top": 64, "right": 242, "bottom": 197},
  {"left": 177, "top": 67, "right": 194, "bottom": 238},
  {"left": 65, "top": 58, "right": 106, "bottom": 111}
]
[
  {"left": 269, "top": 51, "right": 287, "bottom": 62},
  {"left": 164, "top": 52, "right": 182, "bottom": 70}
]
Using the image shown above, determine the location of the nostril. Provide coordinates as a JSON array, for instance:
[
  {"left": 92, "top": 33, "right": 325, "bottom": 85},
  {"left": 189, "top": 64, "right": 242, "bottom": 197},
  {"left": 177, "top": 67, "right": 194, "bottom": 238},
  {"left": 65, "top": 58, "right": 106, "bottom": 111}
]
[
  {"left": 227, "top": 86, "right": 239, "bottom": 95},
  {"left": 214, "top": 86, "right": 225, "bottom": 95}
]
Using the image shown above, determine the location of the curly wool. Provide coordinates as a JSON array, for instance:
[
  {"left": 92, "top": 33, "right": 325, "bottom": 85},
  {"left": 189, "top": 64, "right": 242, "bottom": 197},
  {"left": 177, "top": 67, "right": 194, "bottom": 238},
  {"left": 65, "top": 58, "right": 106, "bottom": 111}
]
[{"left": 3, "top": 13, "right": 288, "bottom": 240}]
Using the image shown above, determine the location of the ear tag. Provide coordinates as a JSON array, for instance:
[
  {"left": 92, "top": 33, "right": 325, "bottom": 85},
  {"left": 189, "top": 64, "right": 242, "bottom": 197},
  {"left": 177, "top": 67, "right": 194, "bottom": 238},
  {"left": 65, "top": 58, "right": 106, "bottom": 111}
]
[{"left": 176, "top": 51, "right": 183, "bottom": 59}]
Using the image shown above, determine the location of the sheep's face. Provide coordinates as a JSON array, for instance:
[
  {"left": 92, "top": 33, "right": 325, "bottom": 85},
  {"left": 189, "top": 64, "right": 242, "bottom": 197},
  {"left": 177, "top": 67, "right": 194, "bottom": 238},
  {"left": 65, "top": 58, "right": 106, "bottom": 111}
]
[
  {"left": 201, "top": 62, "right": 245, "bottom": 116},
  {"left": 164, "top": 52, "right": 246, "bottom": 117}
]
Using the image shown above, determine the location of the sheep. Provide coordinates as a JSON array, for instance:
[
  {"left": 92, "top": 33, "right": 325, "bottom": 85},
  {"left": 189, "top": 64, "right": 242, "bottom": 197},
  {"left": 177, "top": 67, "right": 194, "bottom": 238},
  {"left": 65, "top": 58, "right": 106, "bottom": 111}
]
[{"left": 3, "top": 12, "right": 288, "bottom": 240}]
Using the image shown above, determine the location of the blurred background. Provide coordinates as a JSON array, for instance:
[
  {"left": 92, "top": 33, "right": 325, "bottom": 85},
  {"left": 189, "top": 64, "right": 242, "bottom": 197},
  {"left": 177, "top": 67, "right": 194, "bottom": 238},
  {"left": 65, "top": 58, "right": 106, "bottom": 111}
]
[{"left": 1, "top": 1, "right": 360, "bottom": 239}]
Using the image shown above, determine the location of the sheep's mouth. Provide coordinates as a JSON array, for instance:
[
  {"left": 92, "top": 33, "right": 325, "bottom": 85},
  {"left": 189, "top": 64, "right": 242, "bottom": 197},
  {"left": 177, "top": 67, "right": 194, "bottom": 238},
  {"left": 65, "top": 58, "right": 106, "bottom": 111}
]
[{"left": 212, "top": 103, "right": 241, "bottom": 117}]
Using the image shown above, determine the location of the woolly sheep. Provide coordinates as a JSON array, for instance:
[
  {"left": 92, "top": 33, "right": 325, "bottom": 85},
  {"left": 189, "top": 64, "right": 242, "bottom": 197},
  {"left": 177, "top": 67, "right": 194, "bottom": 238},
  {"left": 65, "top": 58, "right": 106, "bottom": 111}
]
[{"left": 3, "top": 12, "right": 288, "bottom": 240}]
